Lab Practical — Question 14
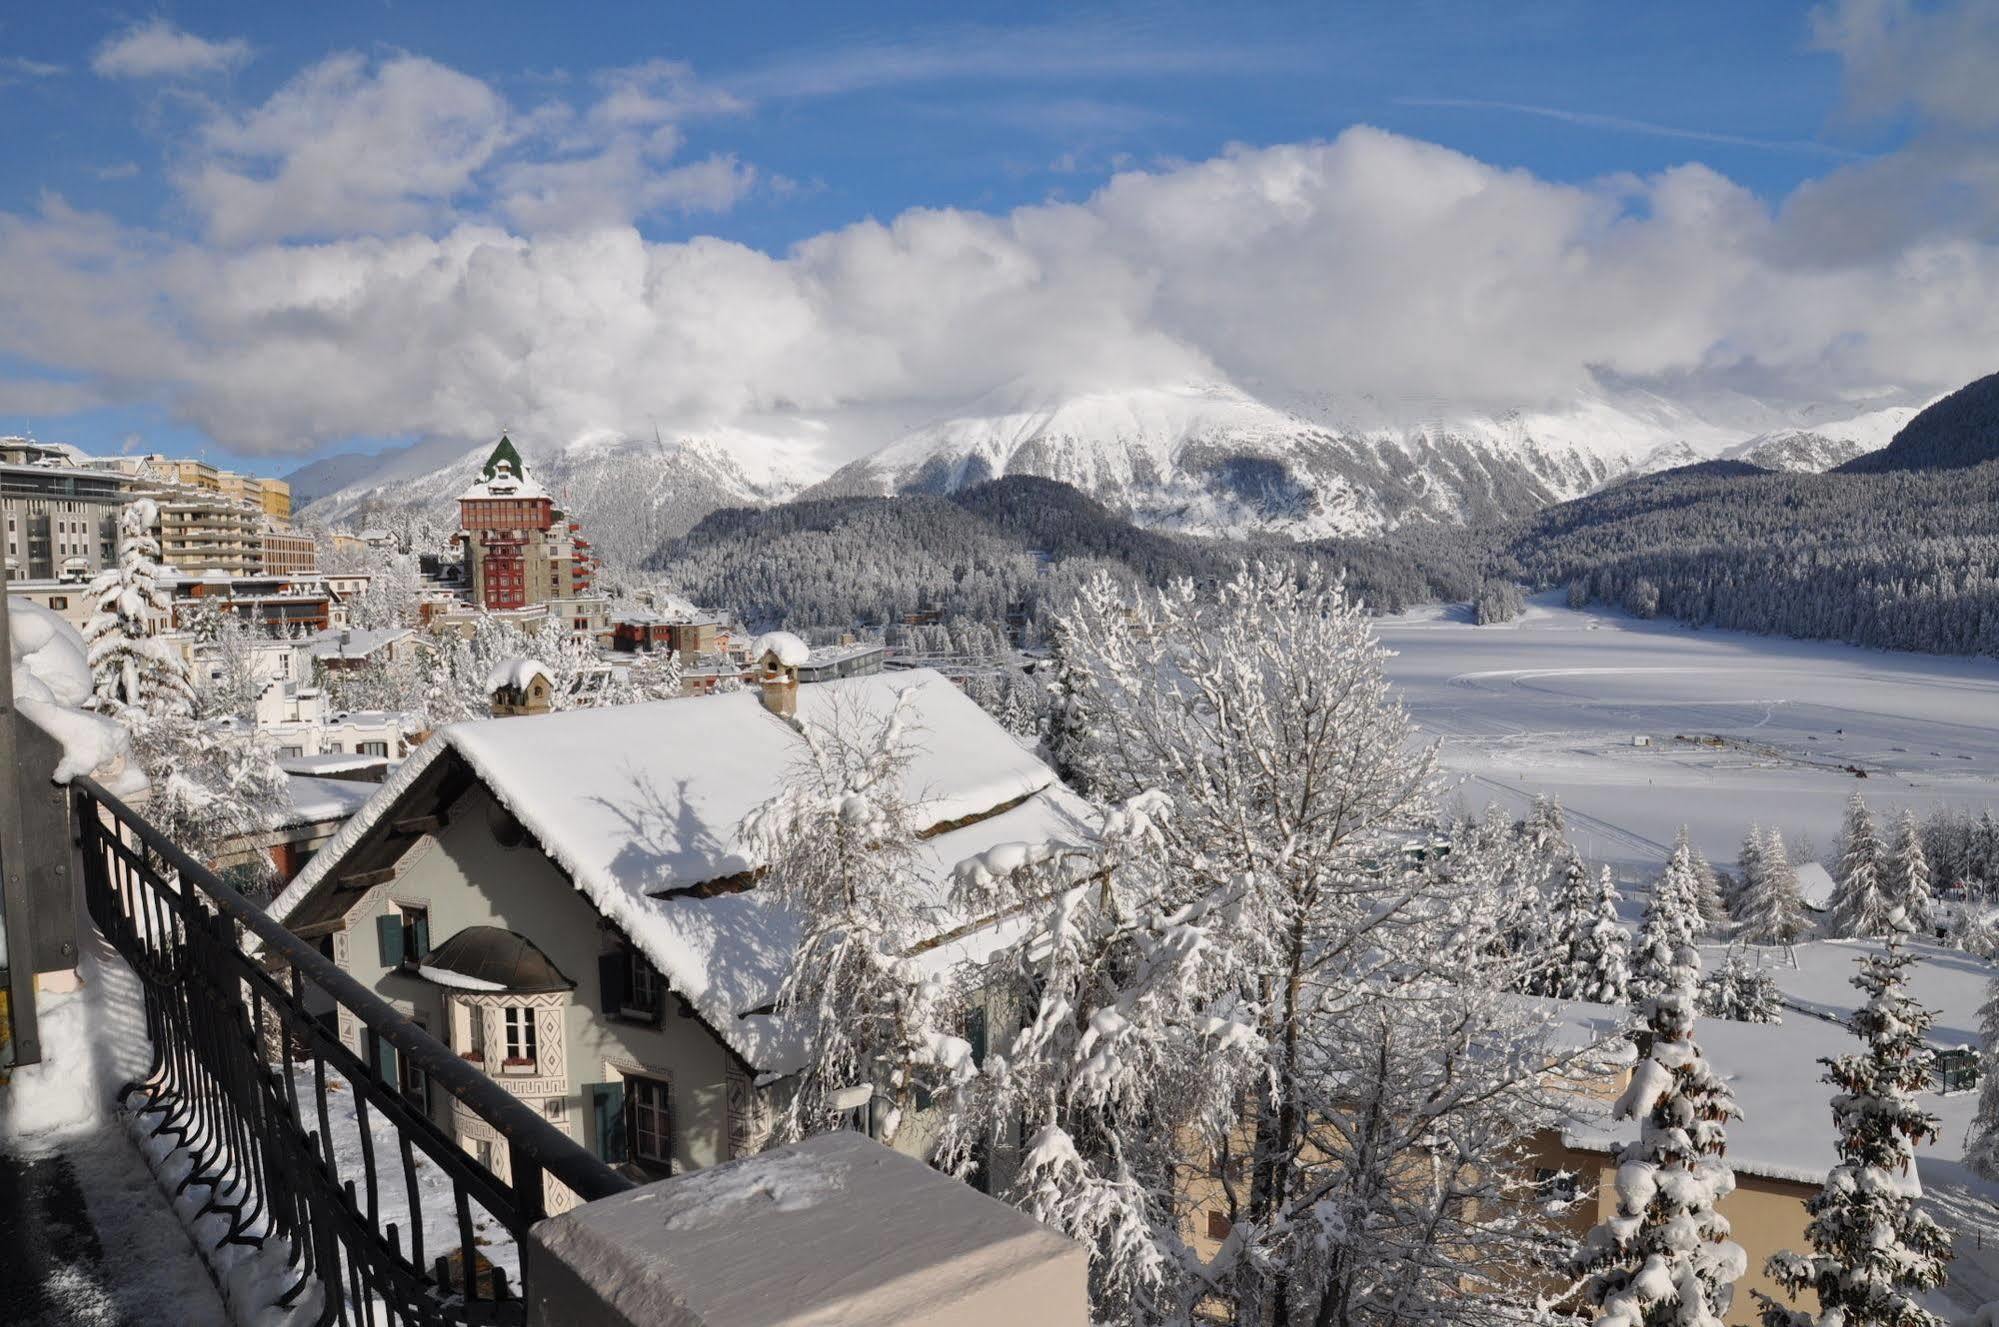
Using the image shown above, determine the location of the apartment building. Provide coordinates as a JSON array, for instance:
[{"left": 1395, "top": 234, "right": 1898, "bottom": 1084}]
[
  {"left": 0, "top": 437, "right": 135, "bottom": 580},
  {"left": 455, "top": 436, "right": 594, "bottom": 612}
]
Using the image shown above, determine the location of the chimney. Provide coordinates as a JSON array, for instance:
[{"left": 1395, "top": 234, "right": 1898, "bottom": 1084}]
[{"left": 758, "top": 664, "right": 797, "bottom": 719}]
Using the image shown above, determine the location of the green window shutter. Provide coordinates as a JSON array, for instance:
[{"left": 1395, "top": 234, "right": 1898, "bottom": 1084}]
[
  {"left": 371, "top": 1031, "right": 396, "bottom": 1084},
  {"left": 966, "top": 1008, "right": 988, "bottom": 1067},
  {"left": 376, "top": 914, "right": 404, "bottom": 968},
  {"left": 411, "top": 913, "right": 431, "bottom": 961},
  {"left": 589, "top": 1083, "right": 627, "bottom": 1164},
  {"left": 597, "top": 952, "right": 625, "bottom": 1016}
]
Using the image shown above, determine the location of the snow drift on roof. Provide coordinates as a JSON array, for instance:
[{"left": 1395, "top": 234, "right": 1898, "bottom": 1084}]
[
  {"left": 749, "top": 631, "right": 809, "bottom": 667},
  {"left": 484, "top": 658, "right": 552, "bottom": 695}
]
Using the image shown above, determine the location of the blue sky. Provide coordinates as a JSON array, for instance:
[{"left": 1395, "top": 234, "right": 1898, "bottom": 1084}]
[{"left": 0, "top": 2, "right": 1987, "bottom": 475}]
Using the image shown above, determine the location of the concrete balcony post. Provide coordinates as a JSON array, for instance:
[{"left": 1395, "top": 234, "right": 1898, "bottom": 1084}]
[{"left": 525, "top": 1131, "right": 1089, "bottom": 1327}]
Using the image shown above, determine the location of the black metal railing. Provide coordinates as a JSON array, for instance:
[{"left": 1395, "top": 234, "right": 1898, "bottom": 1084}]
[{"left": 73, "top": 776, "right": 632, "bottom": 1325}]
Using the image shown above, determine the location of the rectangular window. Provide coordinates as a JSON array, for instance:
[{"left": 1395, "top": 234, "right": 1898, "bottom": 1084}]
[
  {"left": 503, "top": 1006, "right": 537, "bottom": 1070},
  {"left": 625, "top": 1074, "right": 672, "bottom": 1176},
  {"left": 1205, "top": 1210, "right": 1232, "bottom": 1241},
  {"left": 623, "top": 946, "right": 661, "bottom": 1019},
  {"left": 359, "top": 741, "right": 389, "bottom": 757},
  {"left": 48, "top": 596, "right": 66, "bottom": 610},
  {"left": 399, "top": 905, "right": 430, "bottom": 966}
]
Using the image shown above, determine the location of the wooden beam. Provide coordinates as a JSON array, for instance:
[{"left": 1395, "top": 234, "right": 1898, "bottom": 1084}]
[
  {"left": 338, "top": 866, "right": 398, "bottom": 891},
  {"left": 391, "top": 814, "right": 444, "bottom": 836}
]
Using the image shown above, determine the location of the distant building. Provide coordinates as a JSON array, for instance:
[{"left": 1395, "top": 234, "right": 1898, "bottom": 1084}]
[
  {"left": 260, "top": 525, "right": 318, "bottom": 576},
  {"left": 454, "top": 437, "right": 595, "bottom": 612},
  {"left": 0, "top": 438, "right": 136, "bottom": 580}
]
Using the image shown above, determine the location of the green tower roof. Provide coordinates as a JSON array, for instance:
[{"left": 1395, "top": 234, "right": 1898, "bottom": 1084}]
[{"left": 480, "top": 434, "right": 527, "bottom": 481}]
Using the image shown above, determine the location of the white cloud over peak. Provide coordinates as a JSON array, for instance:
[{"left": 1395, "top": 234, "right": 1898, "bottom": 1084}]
[
  {"left": 92, "top": 18, "right": 250, "bottom": 80},
  {"left": 8, "top": 124, "right": 1999, "bottom": 461}
]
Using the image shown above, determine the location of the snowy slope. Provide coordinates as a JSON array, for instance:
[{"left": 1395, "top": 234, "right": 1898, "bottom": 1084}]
[
  {"left": 1720, "top": 403, "right": 1922, "bottom": 473},
  {"left": 811, "top": 379, "right": 1927, "bottom": 540}
]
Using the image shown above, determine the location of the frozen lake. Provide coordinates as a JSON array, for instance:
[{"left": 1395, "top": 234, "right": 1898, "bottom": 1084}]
[{"left": 1376, "top": 597, "right": 1999, "bottom": 871}]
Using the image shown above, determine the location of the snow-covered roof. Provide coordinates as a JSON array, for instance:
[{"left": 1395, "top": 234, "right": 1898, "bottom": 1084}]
[
  {"left": 1552, "top": 942, "right": 1984, "bottom": 1187},
  {"left": 278, "top": 751, "right": 390, "bottom": 776},
  {"left": 281, "top": 774, "right": 376, "bottom": 826},
  {"left": 1765, "top": 938, "right": 1989, "bottom": 1049},
  {"left": 484, "top": 657, "right": 552, "bottom": 695},
  {"left": 749, "top": 630, "right": 809, "bottom": 667},
  {"left": 303, "top": 627, "right": 413, "bottom": 660},
  {"left": 267, "top": 670, "right": 1076, "bottom": 1071}
]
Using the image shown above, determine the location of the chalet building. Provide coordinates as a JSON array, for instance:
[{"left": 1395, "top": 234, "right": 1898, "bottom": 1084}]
[
  {"left": 454, "top": 437, "right": 595, "bottom": 612},
  {"left": 264, "top": 669, "right": 1091, "bottom": 1208}
]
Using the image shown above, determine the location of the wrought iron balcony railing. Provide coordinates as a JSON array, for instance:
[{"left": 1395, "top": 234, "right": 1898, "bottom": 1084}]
[{"left": 73, "top": 775, "right": 632, "bottom": 1326}]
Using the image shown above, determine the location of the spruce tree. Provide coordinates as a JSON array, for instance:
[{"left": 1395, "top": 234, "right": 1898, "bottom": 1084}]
[
  {"left": 84, "top": 499, "right": 194, "bottom": 716},
  {"left": 1545, "top": 849, "right": 1597, "bottom": 1000},
  {"left": 1577, "top": 865, "right": 1632, "bottom": 1006},
  {"left": 1830, "top": 792, "right": 1896, "bottom": 938},
  {"left": 1576, "top": 938, "right": 1745, "bottom": 1326},
  {"left": 1691, "top": 844, "right": 1728, "bottom": 935},
  {"left": 1966, "top": 971, "right": 1999, "bottom": 1180},
  {"left": 1736, "top": 828, "right": 1811, "bottom": 945},
  {"left": 1700, "top": 947, "right": 1783, "bottom": 1024},
  {"left": 1885, "top": 808, "right": 1934, "bottom": 937},
  {"left": 1759, "top": 945, "right": 1951, "bottom": 1327},
  {"left": 1632, "top": 839, "right": 1702, "bottom": 1004},
  {"left": 1730, "top": 823, "right": 1765, "bottom": 916}
]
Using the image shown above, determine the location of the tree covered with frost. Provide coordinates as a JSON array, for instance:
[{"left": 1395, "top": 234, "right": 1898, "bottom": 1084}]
[
  {"left": 1884, "top": 809, "right": 1933, "bottom": 936},
  {"left": 1045, "top": 563, "right": 1573, "bottom": 1327},
  {"left": 1968, "top": 971, "right": 1999, "bottom": 1180},
  {"left": 1729, "top": 825, "right": 1765, "bottom": 915},
  {"left": 1631, "top": 840, "right": 1703, "bottom": 1007},
  {"left": 745, "top": 687, "right": 969, "bottom": 1145},
  {"left": 1699, "top": 948, "right": 1783, "bottom": 1024},
  {"left": 1690, "top": 845, "right": 1728, "bottom": 936},
  {"left": 127, "top": 710, "right": 292, "bottom": 894},
  {"left": 936, "top": 791, "right": 1259, "bottom": 1323},
  {"left": 1735, "top": 828, "right": 1811, "bottom": 946},
  {"left": 1758, "top": 945, "right": 1951, "bottom": 1327},
  {"left": 1565, "top": 866, "right": 1633, "bottom": 1006},
  {"left": 1831, "top": 793, "right": 1898, "bottom": 939},
  {"left": 1574, "top": 938, "right": 1745, "bottom": 1326},
  {"left": 84, "top": 499, "right": 194, "bottom": 716}
]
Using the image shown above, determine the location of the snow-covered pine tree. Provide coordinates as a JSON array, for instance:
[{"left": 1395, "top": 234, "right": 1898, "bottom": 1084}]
[
  {"left": 1691, "top": 845, "right": 1728, "bottom": 935},
  {"left": 1631, "top": 838, "right": 1703, "bottom": 1006},
  {"left": 1968, "top": 971, "right": 1999, "bottom": 1180},
  {"left": 1575, "top": 938, "right": 1745, "bottom": 1326},
  {"left": 1699, "top": 947, "right": 1783, "bottom": 1024},
  {"left": 936, "top": 790, "right": 1259, "bottom": 1322},
  {"left": 1736, "top": 828, "right": 1811, "bottom": 946},
  {"left": 743, "top": 686, "right": 970, "bottom": 1145},
  {"left": 1040, "top": 576, "right": 1124, "bottom": 795},
  {"left": 1544, "top": 849, "right": 1598, "bottom": 1000},
  {"left": 1578, "top": 865, "right": 1634, "bottom": 1006},
  {"left": 1886, "top": 808, "right": 1935, "bottom": 937},
  {"left": 1830, "top": 792, "right": 1897, "bottom": 938},
  {"left": 84, "top": 499, "right": 194, "bottom": 716},
  {"left": 1729, "top": 823, "right": 1766, "bottom": 916},
  {"left": 1759, "top": 944, "right": 1951, "bottom": 1327}
]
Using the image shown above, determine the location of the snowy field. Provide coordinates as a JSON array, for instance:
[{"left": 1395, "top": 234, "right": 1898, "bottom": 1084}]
[{"left": 1377, "top": 597, "right": 1999, "bottom": 871}]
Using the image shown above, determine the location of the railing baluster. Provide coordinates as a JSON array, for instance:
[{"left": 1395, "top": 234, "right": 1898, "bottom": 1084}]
[{"left": 69, "top": 776, "right": 633, "bottom": 1326}]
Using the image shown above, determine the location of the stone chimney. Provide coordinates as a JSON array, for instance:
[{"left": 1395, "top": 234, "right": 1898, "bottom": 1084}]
[{"left": 758, "top": 664, "right": 797, "bottom": 719}]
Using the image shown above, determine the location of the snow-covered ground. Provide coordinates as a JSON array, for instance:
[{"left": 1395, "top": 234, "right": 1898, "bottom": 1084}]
[
  {"left": 1, "top": 932, "right": 228, "bottom": 1325},
  {"left": 1377, "top": 597, "right": 1999, "bottom": 870}
]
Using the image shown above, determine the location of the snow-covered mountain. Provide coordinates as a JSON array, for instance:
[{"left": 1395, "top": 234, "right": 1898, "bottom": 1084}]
[
  {"left": 1719, "top": 405, "right": 1922, "bottom": 473},
  {"left": 294, "top": 379, "right": 1929, "bottom": 560},
  {"left": 296, "top": 429, "right": 826, "bottom": 566},
  {"left": 808, "top": 380, "right": 1923, "bottom": 540}
]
